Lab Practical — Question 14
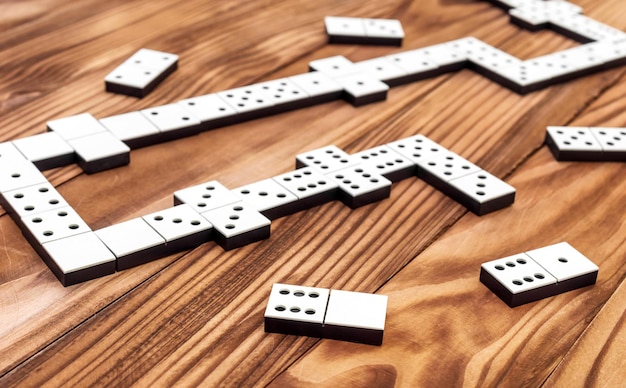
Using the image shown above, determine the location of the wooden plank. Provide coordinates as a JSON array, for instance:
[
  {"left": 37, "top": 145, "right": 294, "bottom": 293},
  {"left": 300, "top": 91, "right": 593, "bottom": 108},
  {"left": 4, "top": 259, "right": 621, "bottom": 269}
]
[{"left": 0, "top": 0, "right": 625, "bottom": 385}]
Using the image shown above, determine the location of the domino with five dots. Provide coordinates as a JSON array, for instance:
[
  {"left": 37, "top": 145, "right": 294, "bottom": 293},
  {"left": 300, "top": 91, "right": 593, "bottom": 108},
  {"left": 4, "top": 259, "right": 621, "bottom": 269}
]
[
  {"left": 480, "top": 242, "right": 598, "bottom": 307},
  {"left": 104, "top": 48, "right": 178, "bottom": 98},
  {"left": 264, "top": 283, "right": 388, "bottom": 345},
  {"left": 200, "top": 201, "right": 271, "bottom": 251}
]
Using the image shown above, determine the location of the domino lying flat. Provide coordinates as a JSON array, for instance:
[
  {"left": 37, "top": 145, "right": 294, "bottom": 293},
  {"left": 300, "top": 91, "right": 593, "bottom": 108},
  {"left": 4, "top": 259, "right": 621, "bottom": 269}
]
[
  {"left": 480, "top": 242, "right": 599, "bottom": 307},
  {"left": 264, "top": 283, "right": 388, "bottom": 345},
  {"left": 324, "top": 16, "right": 404, "bottom": 46},
  {"left": 105, "top": 48, "right": 178, "bottom": 98},
  {"left": 545, "top": 126, "right": 626, "bottom": 161}
]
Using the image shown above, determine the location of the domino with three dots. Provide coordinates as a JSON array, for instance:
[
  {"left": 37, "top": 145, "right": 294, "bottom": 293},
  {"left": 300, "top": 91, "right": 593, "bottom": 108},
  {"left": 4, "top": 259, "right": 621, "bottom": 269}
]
[
  {"left": 105, "top": 48, "right": 178, "bottom": 98},
  {"left": 264, "top": 283, "right": 388, "bottom": 345},
  {"left": 480, "top": 242, "right": 598, "bottom": 307}
]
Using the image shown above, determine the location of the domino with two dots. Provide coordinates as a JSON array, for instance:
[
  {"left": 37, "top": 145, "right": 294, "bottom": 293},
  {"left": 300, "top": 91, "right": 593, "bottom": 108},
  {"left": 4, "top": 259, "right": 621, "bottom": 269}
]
[
  {"left": 480, "top": 242, "right": 599, "bottom": 307},
  {"left": 545, "top": 126, "right": 626, "bottom": 161},
  {"left": 264, "top": 283, "right": 388, "bottom": 345},
  {"left": 324, "top": 16, "right": 404, "bottom": 46},
  {"left": 105, "top": 48, "right": 178, "bottom": 98},
  {"left": 140, "top": 104, "right": 205, "bottom": 142}
]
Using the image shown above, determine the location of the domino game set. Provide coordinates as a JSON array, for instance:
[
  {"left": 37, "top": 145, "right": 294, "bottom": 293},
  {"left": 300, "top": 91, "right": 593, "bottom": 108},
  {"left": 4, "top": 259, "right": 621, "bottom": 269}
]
[{"left": 0, "top": 0, "right": 619, "bottom": 346}]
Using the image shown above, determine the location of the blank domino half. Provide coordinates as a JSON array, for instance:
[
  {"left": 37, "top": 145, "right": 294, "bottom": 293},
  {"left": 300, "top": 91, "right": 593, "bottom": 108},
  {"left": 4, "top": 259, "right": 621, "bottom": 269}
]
[
  {"left": 480, "top": 242, "right": 598, "bottom": 307},
  {"left": 264, "top": 283, "right": 388, "bottom": 345}
]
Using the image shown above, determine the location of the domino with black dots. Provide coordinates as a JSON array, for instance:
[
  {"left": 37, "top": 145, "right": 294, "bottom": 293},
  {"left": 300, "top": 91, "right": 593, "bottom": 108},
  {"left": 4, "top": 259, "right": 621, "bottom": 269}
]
[
  {"left": 105, "top": 48, "right": 178, "bottom": 98},
  {"left": 546, "top": 126, "right": 626, "bottom": 161},
  {"left": 264, "top": 283, "right": 388, "bottom": 345},
  {"left": 324, "top": 16, "right": 404, "bottom": 46},
  {"left": 480, "top": 242, "right": 598, "bottom": 307}
]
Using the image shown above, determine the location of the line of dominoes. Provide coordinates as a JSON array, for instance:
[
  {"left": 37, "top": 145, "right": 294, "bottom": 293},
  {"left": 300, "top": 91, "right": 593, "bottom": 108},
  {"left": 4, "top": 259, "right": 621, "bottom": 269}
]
[{"left": 0, "top": 134, "right": 515, "bottom": 286}]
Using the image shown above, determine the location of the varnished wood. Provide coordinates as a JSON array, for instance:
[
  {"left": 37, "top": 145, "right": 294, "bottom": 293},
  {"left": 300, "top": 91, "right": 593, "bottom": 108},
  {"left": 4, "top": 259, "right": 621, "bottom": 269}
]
[{"left": 0, "top": 0, "right": 625, "bottom": 386}]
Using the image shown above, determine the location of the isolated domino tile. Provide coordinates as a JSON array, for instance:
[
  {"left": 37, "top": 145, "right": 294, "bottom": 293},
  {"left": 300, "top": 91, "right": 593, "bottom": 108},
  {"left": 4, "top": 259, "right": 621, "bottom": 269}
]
[
  {"left": 354, "top": 57, "right": 409, "bottom": 87},
  {"left": 99, "top": 111, "right": 161, "bottom": 149},
  {"left": 295, "top": 145, "right": 356, "bottom": 173},
  {"left": 12, "top": 132, "right": 75, "bottom": 170},
  {"left": 323, "top": 289, "right": 388, "bottom": 345},
  {"left": 264, "top": 283, "right": 331, "bottom": 338},
  {"left": 178, "top": 94, "right": 240, "bottom": 130},
  {"left": 105, "top": 48, "right": 178, "bottom": 97},
  {"left": 480, "top": 252, "right": 558, "bottom": 307},
  {"left": 480, "top": 243, "right": 598, "bottom": 307},
  {"left": 217, "top": 86, "right": 275, "bottom": 121},
  {"left": 68, "top": 131, "right": 131, "bottom": 174},
  {"left": 526, "top": 242, "right": 598, "bottom": 289},
  {"left": 288, "top": 72, "right": 344, "bottom": 105},
  {"left": 324, "top": 16, "right": 403, "bottom": 46},
  {"left": 253, "top": 78, "right": 311, "bottom": 113},
  {"left": 41, "top": 232, "right": 116, "bottom": 286},
  {"left": 447, "top": 170, "right": 516, "bottom": 215},
  {"left": 334, "top": 73, "right": 389, "bottom": 106},
  {"left": 140, "top": 104, "right": 204, "bottom": 141},
  {"left": 200, "top": 201, "right": 271, "bottom": 250},
  {"left": 173, "top": 180, "right": 238, "bottom": 213},
  {"left": 233, "top": 178, "right": 299, "bottom": 220},
  {"left": 0, "top": 182, "right": 69, "bottom": 221},
  {"left": 352, "top": 145, "right": 415, "bottom": 182},
  {"left": 95, "top": 217, "right": 166, "bottom": 270},
  {"left": 308, "top": 56, "right": 360, "bottom": 78},
  {"left": 46, "top": 113, "right": 108, "bottom": 141},
  {"left": 142, "top": 204, "right": 213, "bottom": 253},
  {"left": 329, "top": 165, "right": 392, "bottom": 208},
  {"left": 272, "top": 167, "right": 339, "bottom": 211},
  {"left": 590, "top": 127, "right": 626, "bottom": 160},
  {"left": 20, "top": 206, "right": 91, "bottom": 246},
  {"left": 545, "top": 126, "right": 603, "bottom": 161}
]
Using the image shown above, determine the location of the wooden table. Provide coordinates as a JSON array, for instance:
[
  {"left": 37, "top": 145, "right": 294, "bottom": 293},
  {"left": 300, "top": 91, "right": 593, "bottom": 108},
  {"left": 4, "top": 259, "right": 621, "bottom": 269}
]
[{"left": 1, "top": 0, "right": 625, "bottom": 386}]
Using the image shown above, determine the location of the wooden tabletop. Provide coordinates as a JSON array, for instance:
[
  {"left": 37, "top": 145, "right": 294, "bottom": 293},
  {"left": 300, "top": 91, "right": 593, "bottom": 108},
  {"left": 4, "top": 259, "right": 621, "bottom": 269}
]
[{"left": 1, "top": 0, "right": 625, "bottom": 386}]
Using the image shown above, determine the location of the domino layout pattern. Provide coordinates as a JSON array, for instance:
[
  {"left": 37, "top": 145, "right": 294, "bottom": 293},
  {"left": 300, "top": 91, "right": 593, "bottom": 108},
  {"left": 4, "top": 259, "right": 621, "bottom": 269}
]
[
  {"left": 0, "top": 134, "right": 515, "bottom": 286},
  {"left": 264, "top": 283, "right": 388, "bottom": 345},
  {"left": 1, "top": 0, "right": 624, "bottom": 286},
  {"left": 545, "top": 126, "right": 626, "bottom": 161},
  {"left": 480, "top": 242, "right": 599, "bottom": 307}
]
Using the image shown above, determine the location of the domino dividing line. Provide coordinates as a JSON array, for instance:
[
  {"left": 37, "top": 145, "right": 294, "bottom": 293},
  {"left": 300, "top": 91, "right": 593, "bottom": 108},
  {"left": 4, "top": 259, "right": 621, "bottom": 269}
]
[{"left": 0, "top": 134, "right": 515, "bottom": 286}]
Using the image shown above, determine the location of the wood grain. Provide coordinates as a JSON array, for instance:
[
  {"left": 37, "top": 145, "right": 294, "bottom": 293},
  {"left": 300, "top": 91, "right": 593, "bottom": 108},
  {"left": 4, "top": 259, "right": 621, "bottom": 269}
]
[{"left": 0, "top": 0, "right": 625, "bottom": 386}]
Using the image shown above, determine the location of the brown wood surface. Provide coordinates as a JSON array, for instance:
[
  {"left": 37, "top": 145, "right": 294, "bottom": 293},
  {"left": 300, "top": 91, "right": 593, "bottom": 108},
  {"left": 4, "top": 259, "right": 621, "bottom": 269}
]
[{"left": 0, "top": 0, "right": 624, "bottom": 386}]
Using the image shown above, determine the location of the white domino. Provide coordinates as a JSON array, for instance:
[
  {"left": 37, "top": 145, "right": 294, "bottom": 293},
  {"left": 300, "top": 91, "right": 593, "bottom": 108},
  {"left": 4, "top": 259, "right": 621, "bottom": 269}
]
[
  {"left": 233, "top": 178, "right": 299, "bottom": 220},
  {"left": 20, "top": 206, "right": 91, "bottom": 246},
  {"left": 46, "top": 113, "right": 108, "bottom": 141},
  {"left": 99, "top": 111, "right": 161, "bottom": 149},
  {"left": 142, "top": 203, "right": 213, "bottom": 253},
  {"left": 0, "top": 182, "right": 70, "bottom": 219},
  {"left": 329, "top": 165, "right": 392, "bottom": 208},
  {"left": 67, "top": 131, "right": 131, "bottom": 174},
  {"left": 295, "top": 145, "right": 356, "bottom": 173},
  {"left": 480, "top": 242, "right": 598, "bottom": 307},
  {"left": 324, "top": 16, "right": 404, "bottom": 46},
  {"left": 140, "top": 103, "right": 204, "bottom": 140},
  {"left": 12, "top": 132, "right": 75, "bottom": 170},
  {"left": 173, "top": 180, "right": 238, "bottom": 213},
  {"left": 200, "top": 201, "right": 271, "bottom": 251},
  {"left": 105, "top": 48, "right": 178, "bottom": 97}
]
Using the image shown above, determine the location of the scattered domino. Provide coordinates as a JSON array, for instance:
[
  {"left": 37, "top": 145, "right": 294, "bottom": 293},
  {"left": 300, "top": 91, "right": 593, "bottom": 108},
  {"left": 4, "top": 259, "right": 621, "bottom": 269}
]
[
  {"left": 264, "top": 283, "right": 388, "bottom": 345},
  {"left": 480, "top": 242, "right": 598, "bottom": 307},
  {"left": 325, "top": 16, "right": 404, "bottom": 46},
  {"left": 105, "top": 48, "right": 178, "bottom": 98},
  {"left": 546, "top": 126, "right": 626, "bottom": 161}
]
